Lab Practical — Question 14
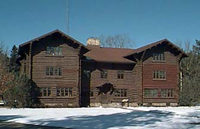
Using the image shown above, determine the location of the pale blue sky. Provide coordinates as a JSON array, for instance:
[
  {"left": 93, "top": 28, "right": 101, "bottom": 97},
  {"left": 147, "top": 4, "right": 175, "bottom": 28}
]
[{"left": 0, "top": 0, "right": 200, "bottom": 50}]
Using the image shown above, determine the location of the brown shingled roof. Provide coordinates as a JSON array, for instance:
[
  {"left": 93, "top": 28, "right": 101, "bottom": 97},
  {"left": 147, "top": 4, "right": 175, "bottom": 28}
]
[
  {"left": 85, "top": 39, "right": 187, "bottom": 63},
  {"left": 84, "top": 47, "right": 135, "bottom": 63},
  {"left": 19, "top": 29, "right": 88, "bottom": 50},
  {"left": 125, "top": 39, "right": 187, "bottom": 57}
]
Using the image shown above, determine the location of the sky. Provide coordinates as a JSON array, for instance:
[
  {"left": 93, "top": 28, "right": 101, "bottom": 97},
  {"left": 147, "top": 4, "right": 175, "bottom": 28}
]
[{"left": 0, "top": 0, "right": 200, "bottom": 50}]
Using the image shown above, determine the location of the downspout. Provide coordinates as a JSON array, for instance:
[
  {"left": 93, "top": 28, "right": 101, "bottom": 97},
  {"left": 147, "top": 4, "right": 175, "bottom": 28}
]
[
  {"left": 79, "top": 57, "right": 82, "bottom": 107},
  {"left": 141, "top": 60, "right": 143, "bottom": 104},
  {"left": 29, "top": 42, "right": 32, "bottom": 79}
]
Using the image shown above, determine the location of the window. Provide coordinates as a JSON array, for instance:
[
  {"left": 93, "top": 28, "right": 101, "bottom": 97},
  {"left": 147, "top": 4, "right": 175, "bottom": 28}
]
[
  {"left": 40, "top": 87, "right": 51, "bottom": 97},
  {"left": 56, "top": 88, "right": 72, "bottom": 97},
  {"left": 90, "top": 89, "right": 94, "bottom": 97},
  {"left": 100, "top": 70, "right": 107, "bottom": 78},
  {"left": 117, "top": 71, "right": 124, "bottom": 79},
  {"left": 153, "top": 52, "right": 165, "bottom": 61},
  {"left": 115, "top": 89, "right": 127, "bottom": 97},
  {"left": 46, "top": 66, "right": 62, "bottom": 76},
  {"left": 144, "top": 89, "right": 158, "bottom": 98},
  {"left": 153, "top": 70, "right": 166, "bottom": 80},
  {"left": 46, "top": 46, "right": 62, "bottom": 56},
  {"left": 161, "top": 89, "right": 174, "bottom": 98},
  {"left": 23, "top": 63, "right": 26, "bottom": 73}
]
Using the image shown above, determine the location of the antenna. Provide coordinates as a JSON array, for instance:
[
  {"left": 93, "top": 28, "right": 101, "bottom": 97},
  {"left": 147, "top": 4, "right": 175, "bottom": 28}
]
[{"left": 66, "top": 0, "right": 70, "bottom": 34}]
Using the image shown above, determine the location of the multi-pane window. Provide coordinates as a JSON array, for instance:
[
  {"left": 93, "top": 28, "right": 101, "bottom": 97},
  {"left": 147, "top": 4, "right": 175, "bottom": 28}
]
[
  {"left": 144, "top": 89, "right": 158, "bottom": 98},
  {"left": 40, "top": 87, "right": 51, "bottom": 97},
  {"left": 153, "top": 52, "right": 165, "bottom": 61},
  {"left": 161, "top": 89, "right": 174, "bottom": 98},
  {"left": 153, "top": 70, "right": 166, "bottom": 79},
  {"left": 46, "top": 66, "right": 62, "bottom": 76},
  {"left": 100, "top": 70, "right": 107, "bottom": 78},
  {"left": 117, "top": 70, "right": 124, "bottom": 79},
  {"left": 56, "top": 88, "right": 72, "bottom": 97},
  {"left": 115, "top": 89, "right": 127, "bottom": 97},
  {"left": 46, "top": 46, "right": 62, "bottom": 56}
]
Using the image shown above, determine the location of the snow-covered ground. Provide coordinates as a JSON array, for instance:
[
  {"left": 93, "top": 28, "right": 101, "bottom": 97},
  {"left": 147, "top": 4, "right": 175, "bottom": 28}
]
[{"left": 0, "top": 107, "right": 200, "bottom": 129}]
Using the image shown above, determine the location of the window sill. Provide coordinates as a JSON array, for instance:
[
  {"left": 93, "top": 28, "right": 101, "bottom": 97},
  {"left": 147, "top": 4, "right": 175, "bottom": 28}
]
[
  {"left": 153, "top": 79, "right": 166, "bottom": 81},
  {"left": 144, "top": 97, "right": 175, "bottom": 99},
  {"left": 152, "top": 60, "right": 166, "bottom": 63},
  {"left": 45, "top": 55, "right": 64, "bottom": 58},
  {"left": 45, "top": 76, "right": 63, "bottom": 79},
  {"left": 114, "top": 97, "right": 128, "bottom": 99},
  {"left": 56, "top": 96, "right": 75, "bottom": 99},
  {"left": 90, "top": 97, "right": 95, "bottom": 98}
]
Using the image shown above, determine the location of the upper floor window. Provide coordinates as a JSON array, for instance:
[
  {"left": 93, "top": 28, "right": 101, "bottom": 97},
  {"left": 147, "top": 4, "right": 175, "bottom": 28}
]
[
  {"left": 144, "top": 88, "right": 158, "bottom": 98},
  {"left": 153, "top": 52, "right": 165, "bottom": 61},
  {"left": 115, "top": 89, "right": 127, "bottom": 97},
  {"left": 56, "top": 87, "right": 72, "bottom": 97},
  {"left": 46, "top": 66, "right": 62, "bottom": 76},
  {"left": 153, "top": 70, "right": 166, "bottom": 80},
  {"left": 117, "top": 70, "right": 124, "bottom": 79},
  {"left": 161, "top": 89, "right": 174, "bottom": 98},
  {"left": 100, "top": 70, "right": 107, "bottom": 78},
  {"left": 40, "top": 87, "right": 51, "bottom": 97},
  {"left": 46, "top": 46, "right": 62, "bottom": 56}
]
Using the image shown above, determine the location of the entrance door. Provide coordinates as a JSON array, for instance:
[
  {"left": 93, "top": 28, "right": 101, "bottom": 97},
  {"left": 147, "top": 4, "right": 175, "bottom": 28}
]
[{"left": 101, "top": 93, "right": 110, "bottom": 105}]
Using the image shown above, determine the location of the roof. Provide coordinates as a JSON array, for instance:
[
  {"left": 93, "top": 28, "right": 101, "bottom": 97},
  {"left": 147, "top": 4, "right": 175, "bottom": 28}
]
[
  {"left": 85, "top": 39, "right": 187, "bottom": 63},
  {"left": 19, "top": 29, "right": 88, "bottom": 50},
  {"left": 125, "top": 39, "right": 187, "bottom": 57},
  {"left": 84, "top": 47, "right": 135, "bottom": 63}
]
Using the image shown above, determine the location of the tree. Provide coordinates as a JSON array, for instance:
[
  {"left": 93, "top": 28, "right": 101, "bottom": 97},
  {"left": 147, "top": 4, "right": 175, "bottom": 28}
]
[
  {"left": 98, "top": 34, "right": 134, "bottom": 48},
  {"left": 0, "top": 42, "right": 40, "bottom": 107},
  {"left": 179, "top": 40, "right": 200, "bottom": 105},
  {"left": 0, "top": 42, "right": 11, "bottom": 100},
  {"left": 9, "top": 45, "right": 20, "bottom": 72},
  {"left": 3, "top": 74, "right": 40, "bottom": 108}
]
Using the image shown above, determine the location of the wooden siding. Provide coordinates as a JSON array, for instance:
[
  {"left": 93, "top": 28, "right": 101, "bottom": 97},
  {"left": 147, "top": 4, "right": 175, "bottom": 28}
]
[
  {"left": 20, "top": 34, "right": 81, "bottom": 107},
  {"left": 142, "top": 49, "right": 180, "bottom": 103},
  {"left": 18, "top": 34, "right": 183, "bottom": 107}
]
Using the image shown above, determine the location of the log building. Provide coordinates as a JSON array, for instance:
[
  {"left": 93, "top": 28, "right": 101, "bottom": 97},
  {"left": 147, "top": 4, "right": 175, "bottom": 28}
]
[{"left": 18, "top": 30, "right": 187, "bottom": 107}]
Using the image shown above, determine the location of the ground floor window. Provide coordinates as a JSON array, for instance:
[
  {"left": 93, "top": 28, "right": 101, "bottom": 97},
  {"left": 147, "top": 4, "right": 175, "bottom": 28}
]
[
  {"left": 144, "top": 89, "right": 158, "bottom": 98},
  {"left": 56, "top": 87, "right": 72, "bottom": 97},
  {"left": 144, "top": 88, "right": 174, "bottom": 98},
  {"left": 161, "top": 89, "right": 174, "bottom": 98},
  {"left": 40, "top": 87, "right": 51, "bottom": 96},
  {"left": 115, "top": 89, "right": 127, "bottom": 97},
  {"left": 90, "top": 89, "right": 94, "bottom": 97}
]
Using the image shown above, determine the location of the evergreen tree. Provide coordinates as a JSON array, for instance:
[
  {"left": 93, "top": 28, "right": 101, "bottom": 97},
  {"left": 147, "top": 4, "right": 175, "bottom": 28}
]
[
  {"left": 3, "top": 74, "right": 40, "bottom": 108},
  {"left": 9, "top": 45, "right": 19, "bottom": 72},
  {"left": 180, "top": 40, "right": 200, "bottom": 105}
]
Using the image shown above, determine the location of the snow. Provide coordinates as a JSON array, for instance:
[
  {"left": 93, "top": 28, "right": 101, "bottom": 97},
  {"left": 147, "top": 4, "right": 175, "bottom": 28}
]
[{"left": 0, "top": 107, "right": 200, "bottom": 129}]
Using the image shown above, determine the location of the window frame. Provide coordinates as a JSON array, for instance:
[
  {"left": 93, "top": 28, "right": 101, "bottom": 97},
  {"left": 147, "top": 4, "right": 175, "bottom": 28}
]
[
  {"left": 144, "top": 88, "right": 158, "bottom": 98},
  {"left": 152, "top": 52, "right": 165, "bottom": 62},
  {"left": 153, "top": 70, "right": 166, "bottom": 80},
  {"left": 40, "top": 87, "right": 51, "bottom": 97},
  {"left": 90, "top": 89, "right": 94, "bottom": 97},
  {"left": 56, "top": 87, "right": 73, "bottom": 97},
  {"left": 46, "top": 66, "right": 62, "bottom": 76},
  {"left": 161, "top": 89, "right": 174, "bottom": 98},
  {"left": 117, "top": 70, "right": 124, "bottom": 79},
  {"left": 100, "top": 70, "right": 108, "bottom": 79},
  {"left": 46, "top": 46, "right": 62, "bottom": 56},
  {"left": 114, "top": 89, "right": 127, "bottom": 97}
]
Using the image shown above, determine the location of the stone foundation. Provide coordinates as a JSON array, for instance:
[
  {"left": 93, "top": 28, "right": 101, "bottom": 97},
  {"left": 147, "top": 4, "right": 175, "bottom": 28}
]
[
  {"left": 152, "top": 103, "right": 167, "bottom": 107},
  {"left": 170, "top": 103, "right": 178, "bottom": 106},
  {"left": 90, "top": 102, "right": 139, "bottom": 107}
]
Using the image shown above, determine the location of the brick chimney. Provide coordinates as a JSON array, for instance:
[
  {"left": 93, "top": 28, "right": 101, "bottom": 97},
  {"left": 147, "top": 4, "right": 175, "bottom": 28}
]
[{"left": 87, "top": 38, "right": 100, "bottom": 48}]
